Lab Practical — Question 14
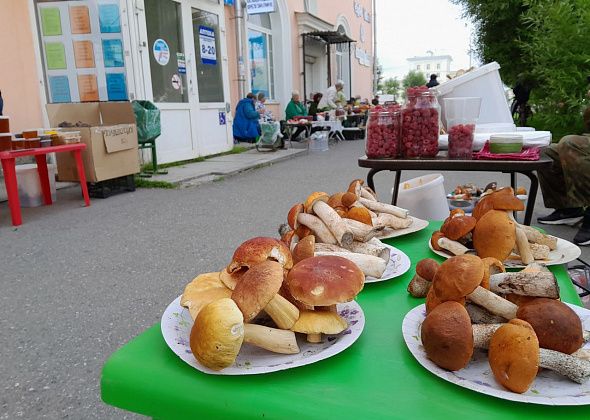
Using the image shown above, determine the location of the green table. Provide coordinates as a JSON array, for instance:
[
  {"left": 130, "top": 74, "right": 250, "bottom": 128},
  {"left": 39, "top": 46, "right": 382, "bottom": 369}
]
[{"left": 101, "top": 222, "right": 586, "bottom": 418}]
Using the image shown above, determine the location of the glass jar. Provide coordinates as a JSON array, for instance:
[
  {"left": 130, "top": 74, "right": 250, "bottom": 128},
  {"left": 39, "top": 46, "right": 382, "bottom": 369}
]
[
  {"left": 401, "top": 88, "right": 440, "bottom": 158},
  {"left": 365, "top": 109, "right": 401, "bottom": 158}
]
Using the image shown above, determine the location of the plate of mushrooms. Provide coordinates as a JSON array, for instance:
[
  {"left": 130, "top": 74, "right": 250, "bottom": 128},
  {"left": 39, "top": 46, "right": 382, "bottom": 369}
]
[
  {"left": 428, "top": 187, "right": 581, "bottom": 268},
  {"left": 162, "top": 237, "right": 366, "bottom": 375},
  {"left": 403, "top": 254, "right": 590, "bottom": 405}
]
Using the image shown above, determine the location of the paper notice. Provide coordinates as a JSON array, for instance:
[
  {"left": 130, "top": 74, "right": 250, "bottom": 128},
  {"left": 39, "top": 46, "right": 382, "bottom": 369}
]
[
  {"left": 77, "top": 74, "right": 99, "bottom": 102},
  {"left": 49, "top": 76, "right": 71, "bottom": 103},
  {"left": 45, "top": 42, "right": 67, "bottom": 69},
  {"left": 106, "top": 73, "right": 127, "bottom": 101},
  {"left": 69, "top": 5, "right": 91, "bottom": 34},
  {"left": 73, "top": 40, "right": 95, "bottom": 68},
  {"left": 98, "top": 4, "right": 121, "bottom": 33},
  {"left": 102, "top": 39, "right": 124, "bottom": 67},
  {"left": 40, "top": 7, "right": 62, "bottom": 36}
]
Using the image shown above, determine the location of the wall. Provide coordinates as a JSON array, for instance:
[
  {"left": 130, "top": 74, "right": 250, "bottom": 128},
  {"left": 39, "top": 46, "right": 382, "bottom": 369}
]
[{"left": 0, "top": 1, "right": 45, "bottom": 133}]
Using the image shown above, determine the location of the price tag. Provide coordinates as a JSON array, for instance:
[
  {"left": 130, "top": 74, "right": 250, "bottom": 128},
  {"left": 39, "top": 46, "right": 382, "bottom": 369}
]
[{"left": 199, "top": 26, "right": 217, "bottom": 65}]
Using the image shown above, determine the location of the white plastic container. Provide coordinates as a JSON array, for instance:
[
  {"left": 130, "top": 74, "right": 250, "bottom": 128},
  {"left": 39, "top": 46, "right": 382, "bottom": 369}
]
[
  {"left": 309, "top": 132, "right": 329, "bottom": 152},
  {"left": 16, "top": 163, "right": 57, "bottom": 207},
  {"left": 396, "top": 173, "right": 449, "bottom": 221},
  {"left": 433, "top": 62, "right": 516, "bottom": 131}
]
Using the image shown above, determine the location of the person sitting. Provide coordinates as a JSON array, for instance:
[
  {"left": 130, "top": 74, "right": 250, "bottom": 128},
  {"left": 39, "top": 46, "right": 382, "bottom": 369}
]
[
  {"left": 318, "top": 80, "right": 345, "bottom": 110},
  {"left": 308, "top": 93, "right": 323, "bottom": 118},
  {"left": 232, "top": 93, "right": 260, "bottom": 144},
  {"left": 537, "top": 104, "right": 590, "bottom": 246},
  {"left": 255, "top": 91, "right": 274, "bottom": 122},
  {"left": 371, "top": 96, "right": 380, "bottom": 106},
  {"left": 426, "top": 74, "right": 439, "bottom": 88},
  {"left": 285, "top": 91, "right": 309, "bottom": 141}
]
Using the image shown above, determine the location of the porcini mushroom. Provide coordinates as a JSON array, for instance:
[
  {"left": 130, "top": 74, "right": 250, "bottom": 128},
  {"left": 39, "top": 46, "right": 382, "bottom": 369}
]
[
  {"left": 358, "top": 197, "right": 409, "bottom": 219},
  {"left": 407, "top": 258, "right": 439, "bottom": 298},
  {"left": 313, "top": 250, "right": 387, "bottom": 278},
  {"left": 373, "top": 213, "right": 413, "bottom": 230},
  {"left": 297, "top": 213, "right": 338, "bottom": 244},
  {"left": 291, "top": 309, "right": 348, "bottom": 340},
  {"left": 181, "top": 272, "right": 232, "bottom": 320},
  {"left": 440, "top": 215, "right": 476, "bottom": 244},
  {"left": 343, "top": 218, "right": 385, "bottom": 242},
  {"left": 304, "top": 192, "right": 353, "bottom": 248},
  {"left": 473, "top": 210, "right": 516, "bottom": 262},
  {"left": 292, "top": 235, "right": 315, "bottom": 263},
  {"left": 231, "top": 261, "right": 300, "bottom": 330},
  {"left": 227, "top": 237, "right": 293, "bottom": 274},
  {"left": 190, "top": 298, "right": 300, "bottom": 371},
  {"left": 346, "top": 207, "right": 373, "bottom": 226}
]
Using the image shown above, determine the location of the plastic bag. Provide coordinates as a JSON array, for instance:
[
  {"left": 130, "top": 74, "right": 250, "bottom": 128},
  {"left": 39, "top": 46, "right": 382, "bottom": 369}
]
[
  {"left": 259, "top": 121, "right": 281, "bottom": 145},
  {"left": 132, "top": 100, "right": 161, "bottom": 142}
]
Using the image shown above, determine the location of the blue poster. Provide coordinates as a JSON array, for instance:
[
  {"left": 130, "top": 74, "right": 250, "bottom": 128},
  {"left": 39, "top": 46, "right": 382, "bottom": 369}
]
[
  {"left": 248, "top": 30, "right": 269, "bottom": 97},
  {"left": 49, "top": 75, "right": 71, "bottom": 103},
  {"left": 98, "top": 4, "right": 121, "bottom": 33},
  {"left": 102, "top": 39, "right": 124, "bottom": 67},
  {"left": 198, "top": 26, "right": 217, "bottom": 65},
  {"left": 106, "top": 73, "right": 127, "bottom": 100}
]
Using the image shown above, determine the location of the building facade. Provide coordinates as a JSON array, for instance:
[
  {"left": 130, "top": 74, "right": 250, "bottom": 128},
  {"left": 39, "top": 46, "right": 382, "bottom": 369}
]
[
  {"left": 407, "top": 52, "right": 453, "bottom": 81},
  {"left": 0, "top": 0, "right": 374, "bottom": 164}
]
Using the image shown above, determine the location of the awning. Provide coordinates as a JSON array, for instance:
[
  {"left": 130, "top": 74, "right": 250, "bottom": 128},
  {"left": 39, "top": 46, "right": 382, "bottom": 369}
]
[{"left": 303, "top": 30, "right": 356, "bottom": 44}]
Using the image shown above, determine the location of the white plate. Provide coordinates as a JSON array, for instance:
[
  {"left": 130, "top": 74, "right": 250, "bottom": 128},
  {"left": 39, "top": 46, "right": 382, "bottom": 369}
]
[
  {"left": 402, "top": 303, "right": 590, "bottom": 405},
  {"left": 365, "top": 244, "right": 411, "bottom": 283},
  {"left": 375, "top": 216, "right": 429, "bottom": 240},
  {"left": 161, "top": 296, "right": 365, "bottom": 375},
  {"left": 428, "top": 237, "right": 581, "bottom": 268}
]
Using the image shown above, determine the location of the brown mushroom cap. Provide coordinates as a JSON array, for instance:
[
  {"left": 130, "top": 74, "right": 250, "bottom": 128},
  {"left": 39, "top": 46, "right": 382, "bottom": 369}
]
[
  {"left": 181, "top": 272, "right": 232, "bottom": 320},
  {"left": 516, "top": 298, "right": 584, "bottom": 354},
  {"left": 304, "top": 192, "right": 329, "bottom": 213},
  {"left": 488, "top": 319, "right": 539, "bottom": 394},
  {"left": 481, "top": 257, "right": 505, "bottom": 290},
  {"left": 292, "top": 235, "right": 316, "bottom": 264},
  {"left": 491, "top": 187, "right": 525, "bottom": 211},
  {"left": 416, "top": 258, "right": 439, "bottom": 281},
  {"left": 287, "top": 203, "right": 304, "bottom": 229},
  {"left": 291, "top": 310, "right": 348, "bottom": 335},
  {"left": 341, "top": 192, "right": 358, "bottom": 208},
  {"left": 472, "top": 194, "right": 494, "bottom": 220},
  {"left": 420, "top": 301, "right": 474, "bottom": 371},
  {"left": 219, "top": 267, "right": 246, "bottom": 290},
  {"left": 347, "top": 179, "right": 364, "bottom": 194},
  {"left": 473, "top": 210, "right": 516, "bottom": 261},
  {"left": 190, "top": 298, "right": 244, "bottom": 371},
  {"left": 449, "top": 208, "right": 465, "bottom": 218},
  {"left": 440, "top": 216, "right": 477, "bottom": 241},
  {"left": 425, "top": 287, "right": 465, "bottom": 314},
  {"left": 231, "top": 260, "right": 284, "bottom": 322},
  {"left": 327, "top": 192, "right": 345, "bottom": 209},
  {"left": 286, "top": 255, "right": 364, "bottom": 306},
  {"left": 430, "top": 231, "right": 445, "bottom": 251},
  {"left": 346, "top": 207, "right": 373, "bottom": 226},
  {"left": 433, "top": 255, "right": 484, "bottom": 301},
  {"left": 228, "top": 237, "right": 293, "bottom": 273},
  {"left": 281, "top": 229, "right": 296, "bottom": 248}
]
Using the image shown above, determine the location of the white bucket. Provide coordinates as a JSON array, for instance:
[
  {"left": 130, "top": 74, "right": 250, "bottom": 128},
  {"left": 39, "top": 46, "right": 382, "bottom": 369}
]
[
  {"left": 16, "top": 163, "right": 57, "bottom": 207},
  {"left": 396, "top": 173, "right": 448, "bottom": 221},
  {"left": 309, "top": 132, "right": 329, "bottom": 152}
]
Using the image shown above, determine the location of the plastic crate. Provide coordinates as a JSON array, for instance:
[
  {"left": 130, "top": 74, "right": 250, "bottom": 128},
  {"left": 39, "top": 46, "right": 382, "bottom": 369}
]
[{"left": 88, "top": 175, "right": 135, "bottom": 199}]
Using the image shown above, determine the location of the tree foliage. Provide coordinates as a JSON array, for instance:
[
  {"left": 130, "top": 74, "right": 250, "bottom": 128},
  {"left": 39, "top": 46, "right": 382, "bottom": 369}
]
[
  {"left": 402, "top": 71, "right": 427, "bottom": 90},
  {"left": 380, "top": 77, "right": 401, "bottom": 96}
]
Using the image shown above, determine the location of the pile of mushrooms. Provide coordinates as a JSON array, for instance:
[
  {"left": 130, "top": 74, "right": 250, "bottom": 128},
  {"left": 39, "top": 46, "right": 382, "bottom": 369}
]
[
  {"left": 280, "top": 179, "right": 414, "bottom": 280},
  {"left": 181, "top": 236, "right": 365, "bottom": 371},
  {"left": 411, "top": 254, "right": 590, "bottom": 393},
  {"left": 430, "top": 187, "right": 558, "bottom": 264}
]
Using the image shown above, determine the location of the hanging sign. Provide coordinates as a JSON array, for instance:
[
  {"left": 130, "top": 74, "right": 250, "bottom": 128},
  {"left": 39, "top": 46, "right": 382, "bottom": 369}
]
[
  {"left": 153, "top": 39, "right": 170, "bottom": 66},
  {"left": 171, "top": 74, "right": 181, "bottom": 90},
  {"left": 199, "top": 26, "right": 217, "bottom": 65},
  {"left": 246, "top": 0, "right": 275, "bottom": 15},
  {"left": 176, "top": 52, "right": 186, "bottom": 74}
]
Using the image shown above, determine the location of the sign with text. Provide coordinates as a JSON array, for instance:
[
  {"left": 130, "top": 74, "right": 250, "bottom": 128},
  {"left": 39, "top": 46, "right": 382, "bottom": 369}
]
[
  {"left": 199, "top": 26, "right": 217, "bottom": 65},
  {"left": 246, "top": 0, "right": 275, "bottom": 15}
]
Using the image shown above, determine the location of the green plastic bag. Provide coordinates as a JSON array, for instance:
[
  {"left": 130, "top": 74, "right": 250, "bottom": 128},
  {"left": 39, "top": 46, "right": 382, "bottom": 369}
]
[{"left": 132, "top": 100, "right": 161, "bottom": 142}]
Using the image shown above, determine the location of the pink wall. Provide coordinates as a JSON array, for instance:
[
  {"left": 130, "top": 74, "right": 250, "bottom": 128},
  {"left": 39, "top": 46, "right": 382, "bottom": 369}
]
[{"left": 0, "top": 1, "right": 44, "bottom": 133}]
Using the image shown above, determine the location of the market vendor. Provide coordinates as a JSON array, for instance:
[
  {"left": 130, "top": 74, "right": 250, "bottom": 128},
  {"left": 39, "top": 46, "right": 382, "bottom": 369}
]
[
  {"left": 285, "top": 91, "right": 309, "bottom": 141},
  {"left": 318, "top": 80, "right": 346, "bottom": 110},
  {"left": 232, "top": 93, "right": 260, "bottom": 144},
  {"left": 537, "top": 105, "right": 590, "bottom": 246}
]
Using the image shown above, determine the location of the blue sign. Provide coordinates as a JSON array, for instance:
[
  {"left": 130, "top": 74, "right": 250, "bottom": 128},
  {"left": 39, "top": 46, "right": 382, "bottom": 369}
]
[
  {"left": 176, "top": 52, "right": 186, "bottom": 74},
  {"left": 98, "top": 4, "right": 121, "bottom": 33},
  {"left": 102, "top": 39, "right": 124, "bottom": 67},
  {"left": 153, "top": 39, "right": 170, "bottom": 66},
  {"left": 49, "top": 75, "right": 71, "bottom": 103},
  {"left": 224, "top": 0, "right": 235, "bottom": 5},
  {"left": 106, "top": 73, "right": 128, "bottom": 100},
  {"left": 218, "top": 111, "right": 226, "bottom": 125},
  {"left": 199, "top": 26, "right": 217, "bottom": 65}
]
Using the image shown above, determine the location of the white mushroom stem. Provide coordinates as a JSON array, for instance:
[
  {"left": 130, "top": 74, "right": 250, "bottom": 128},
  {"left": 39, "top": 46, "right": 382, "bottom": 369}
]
[
  {"left": 530, "top": 243, "right": 551, "bottom": 260},
  {"left": 307, "top": 333, "right": 322, "bottom": 343},
  {"left": 314, "top": 251, "right": 387, "bottom": 278},
  {"left": 360, "top": 187, "right": 378, "bottom": 201},
  {"left": 472, "top": 324, "right": 503, "bottom": 348},
  {"left": 538, "top": 348, "right": 590, "bottom": 384},
  {"left": 407, "top": 274, "right": 431, "bottom": 298},
  {"left": 573, "top": 349, "right": 590, "bottom": 361},
  {"left": 264, "top": 294, "right": 301, "bottom": 330},
  {"left": 515, "top": 226, "right": 534, "bottom": 265},
  {"left": 243, "top": 324, "right": 300, "bottom": 354},
  {"left": 358, "top": 197, "right": 409, "bottom": 219},
  {"left": 466, "top": 303, "right": 506, "bottom": 324},
  {"left": 467, "top": 286, "right": 518, "bottom": 319},
  {"left": 350, "top": 201, "right": 378, "bottom": 218},
  {"left": 437, "top": 237, "right": 470, "bottom": 255},
  {"left": 315, "top": 241, "right": 390, "bottom": 261},
  {"left": 519, "top": 224, "right": 558, "bottom": 250},
  {"left": 344, "top": 218, "right": 385, "bottom": 242},
  {"left": 312, "top": 201, "right": 354, "bottom": 248},
  {"left": 373, "top": 213, "right": 413, "bottom": 229},
  {"left": 297, "top": 213, "right": 337, "bottom": 244},
  {"left": 489, "top": 272, "right": 559, "bottom": 298}
]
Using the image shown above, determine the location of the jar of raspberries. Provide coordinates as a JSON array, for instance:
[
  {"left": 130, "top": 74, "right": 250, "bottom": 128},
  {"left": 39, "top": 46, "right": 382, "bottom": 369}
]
[
  {"left": 365, "top": 106, "right": 401, "bottom": 158},
  {"left": 401, "top": 87, "right": 440, "bottom": 158},
  {"left": 443, "top": 97, "right": 482, "bottom": 159}
]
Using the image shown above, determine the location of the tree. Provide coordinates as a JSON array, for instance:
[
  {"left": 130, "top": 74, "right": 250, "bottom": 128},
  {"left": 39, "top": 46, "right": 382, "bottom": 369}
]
[
  {"left": 380, "top": 78, "right": 401, "bottom": 97},
  {"left": 402, "top": 71, "right": 427, "bottom": 90}
]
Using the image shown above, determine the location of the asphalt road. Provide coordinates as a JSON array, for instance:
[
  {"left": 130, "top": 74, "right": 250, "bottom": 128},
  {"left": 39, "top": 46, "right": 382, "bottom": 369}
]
[{"left": 1, "top": 140, "right": 587, "bottom": 418}]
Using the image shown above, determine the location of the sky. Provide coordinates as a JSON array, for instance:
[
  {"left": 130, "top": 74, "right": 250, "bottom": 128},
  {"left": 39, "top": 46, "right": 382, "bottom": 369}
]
[{"left": 376, "top": 0, "right": 478, "bottom": 80}]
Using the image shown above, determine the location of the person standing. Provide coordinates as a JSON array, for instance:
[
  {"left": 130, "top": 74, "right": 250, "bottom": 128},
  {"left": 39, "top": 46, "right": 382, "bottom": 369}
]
[
  {"left": 232, "top": 93, "right": 260, "bottom": 144},
  {"left": 308, "top": 93, "right": 323, "bottom": 118},
  {"left": 318, "top": 80, "right": 345, "bottom": 110},
  {"left": 426, "top": 74, "right": 439, "bottom": 88}
]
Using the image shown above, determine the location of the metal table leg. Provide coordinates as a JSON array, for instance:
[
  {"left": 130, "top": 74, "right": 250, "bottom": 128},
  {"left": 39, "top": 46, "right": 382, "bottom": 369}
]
[
  {"left": 391, "top": 170, "right": 402, "bottom": 205},
  {"left": 366, "top": 168, "right": 380, "bottom": 193},
  {"left": 518, "top": 171, "right": 538, "bottom": 226}
]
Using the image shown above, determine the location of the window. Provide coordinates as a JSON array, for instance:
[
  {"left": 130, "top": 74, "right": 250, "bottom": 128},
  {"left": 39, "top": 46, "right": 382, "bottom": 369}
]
[
  {"left": 426, "top": 64, "right": 430, "bottom": 70},
  {"left": 416, "top": 64, "right": 421, "bottom": 70},
  {"left": 192, "top": 8, "right": 224, "bottom": 103},
  {"left": 436, "top": 63, "right": 441, "bottom": 70},
  {"left": 247, "top": 13, "right": 274, "bottom": 99}
]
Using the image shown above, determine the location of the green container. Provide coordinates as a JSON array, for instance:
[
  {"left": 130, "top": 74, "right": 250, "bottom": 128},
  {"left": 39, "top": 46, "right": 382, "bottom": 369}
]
[{"left": 489, "top": 134, "right": 523, "bottom": 153}]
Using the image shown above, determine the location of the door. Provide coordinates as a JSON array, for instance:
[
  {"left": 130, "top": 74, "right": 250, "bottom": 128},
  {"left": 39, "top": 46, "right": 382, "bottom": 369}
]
[{"left": 189, "top": 1, "right": 232, "bottom": 156}]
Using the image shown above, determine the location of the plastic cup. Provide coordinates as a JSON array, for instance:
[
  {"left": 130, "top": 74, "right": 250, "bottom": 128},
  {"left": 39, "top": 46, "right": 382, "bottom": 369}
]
[{"left": 444, "top": 97, "right": 482, "bottom": 159}]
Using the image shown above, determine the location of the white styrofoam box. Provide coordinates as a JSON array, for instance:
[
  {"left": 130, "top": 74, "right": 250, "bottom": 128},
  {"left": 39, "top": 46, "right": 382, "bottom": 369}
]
[
  {"left": 16, "top": 163, "right": 57, "bottom": 207},
  {"left": 438, "top": 130, "right": 552, "bottom": 151},
  {"left": 433, "top": 62, "right": 515, "bottom": 130}
]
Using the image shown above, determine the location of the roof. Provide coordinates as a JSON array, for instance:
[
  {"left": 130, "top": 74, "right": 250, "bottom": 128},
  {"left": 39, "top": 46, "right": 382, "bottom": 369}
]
[
  {"left": 407, "top": 55, "right": 453, "bottom": 62},
  {"left": 303, "top": 31, "right": 355, "bottom": 44}
]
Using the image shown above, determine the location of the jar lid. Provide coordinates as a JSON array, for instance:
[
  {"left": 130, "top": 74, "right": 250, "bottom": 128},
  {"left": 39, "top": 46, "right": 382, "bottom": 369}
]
[{"left": 490, "top": 134, "right": 523, "bottom": 144}]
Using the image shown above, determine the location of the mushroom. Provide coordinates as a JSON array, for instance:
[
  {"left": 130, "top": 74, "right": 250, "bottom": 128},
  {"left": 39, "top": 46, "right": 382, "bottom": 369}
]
[
  {"left": 489, "top": 272, "right": 559, "bottom": 298},
  {"left": 315, "top": 240, "right": 390, "bottom": 261},
  {"left": 304, "top": 192, "right": 353, "bottom": 248},
  {"left": 358, "top": 197, "right": 409, "bottom": 219},
  {"left": 516, "top": 298, "right": 584, "bottom": 354},
  {"left": 430, "top": 230, "right": 470, "bottom": 256},
  {"left": 514, "top": 225, "right": 534, "bottom": 264},
  {"left": 465, "top": 303, "right": 507, "bottom": 324},
  {"left": 430, "top": 231, "right": 445, "bottom": 252},
  {"left": 518, "top": 224, "right": 557, "bottom": 250},
  {"left": 373, "top": 213, "right": 413, "bottom": 230},
  {"left": 313, "top": 251, "right": 387, "bottom": 278},
  {"left": 340, "top": 191, "right": 359, "bottom": 208},
  {"left": 219, "top": 268, "right": 246, "bottom": 290},
  {"left": 227, "top": 237, "right": 293, "bottom": 274},
  {"left": 433, "top": 255, "right": 518, "bottom": 319},
  {"left": 346, "top": 207, "right": 373, "bottom": 226},
  {"left": 449, "top": 208, "right": 465, "bottom": 218},
  {"left": 347, "top": 179, "right": 364, "bottom": 197},
  {"left": 407, "top": 258, "right": 439, "bottom": 298},
  {"left": 291, "top": 309, "right": 348, "bottom": 340},
  {"left": 181, "top": 272, "right": 232, "bottom": 320},
  {"left": 292, "top": 235, "right": 316, "bottom": 264},
  {"left": 343, "top": 218, "right": 385, "bottom": 242},
  {"left": 480, "top": 257, "right": 505, "bottom": 290},
  {"left": 472, "top": 210, "right": 516, "bottom": 262},
  {"left": 190, "top": 298, "right": 299, "bottom": 371},
  {"left": 287, "top": 203, "right": 312, "bottom": 239},
  {"left": 440, "top": 215, "right": 476, "bottom": 245},
  {"left": 231, "top": 261, "right": 300, "bottom": 330},
  {"left": 286, "top": 255, "right": 364, "bottom": 342},
  {"left": 297, "top": 213, "right": 338, "bottom": 244}
]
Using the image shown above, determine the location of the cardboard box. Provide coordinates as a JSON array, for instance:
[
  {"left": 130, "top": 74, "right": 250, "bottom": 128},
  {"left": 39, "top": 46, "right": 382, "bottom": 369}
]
[{"left": 46, "top": 102, "right": 140, "bottom": 182}]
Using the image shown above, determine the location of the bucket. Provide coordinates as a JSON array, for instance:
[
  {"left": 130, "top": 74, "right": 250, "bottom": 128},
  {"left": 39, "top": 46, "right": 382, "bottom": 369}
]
[
  {"left": 396, "top": 173, "right": 448, "bottom": 221},
  {"left": 16, "top": 163, "right": 57, "bottom": 207},
  {"left": 309, "top": 132, "right": 329, "bottom": 152}
]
